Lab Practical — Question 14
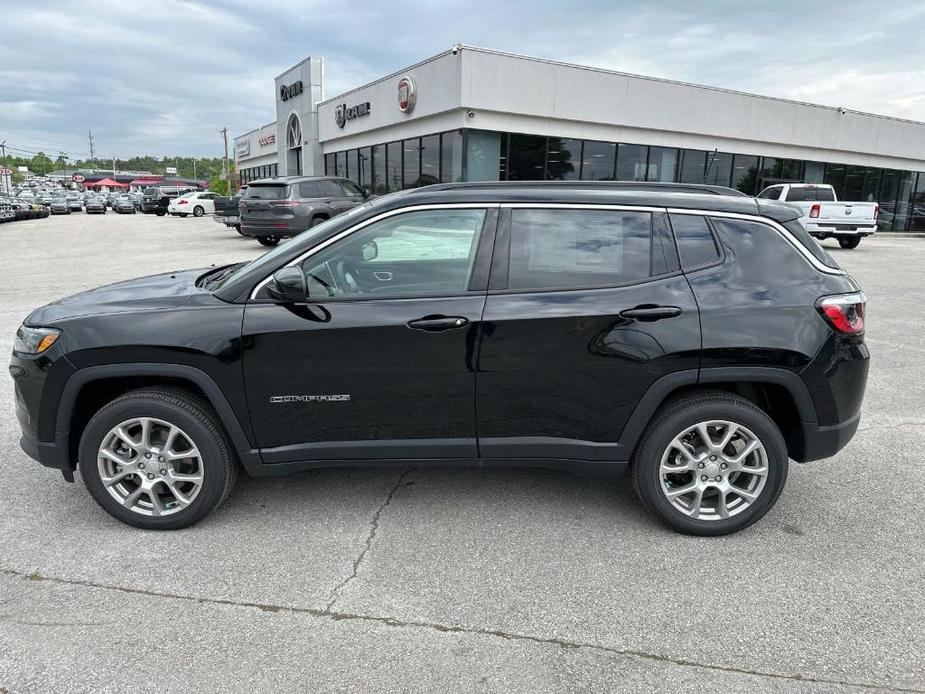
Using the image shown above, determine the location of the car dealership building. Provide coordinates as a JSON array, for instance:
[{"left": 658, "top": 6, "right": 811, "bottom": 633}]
[{"left": 235, "top": 46, "right": 925, "bottom": 231}]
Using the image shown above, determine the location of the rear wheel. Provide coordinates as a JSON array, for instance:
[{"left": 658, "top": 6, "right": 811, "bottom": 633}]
[
  {"left": 632, "top": 391, "right": 788, "bottom": 536},
  {"left": 156, "top": 211, "right": 166, "bottom": 216},
  {"left": 838, "top": 236, "right": 862, "bottom": 249},
  {"left": 234, "top": 224, "right": 245, "bottom": 236},
  {"left": 193, "top": 205, "right": 204, "bottom": 217},
  {"left": 78, "top": 387, "right": 237, "bottom": 530},
  {"left": 310, "top": 216, "right": 327, "bottom": 227},
  {"left": 257, "top": 236, "right": 280, "bottom": 247}
]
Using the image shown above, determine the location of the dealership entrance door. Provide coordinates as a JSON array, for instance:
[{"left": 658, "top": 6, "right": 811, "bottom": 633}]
[{"left": 287, "top": 115, "right": 302, "bottom": 175}]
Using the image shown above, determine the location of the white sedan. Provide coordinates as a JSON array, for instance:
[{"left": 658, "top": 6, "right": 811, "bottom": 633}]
[{"left": 167, "top": 191, "right": 219, "bottom": 217}]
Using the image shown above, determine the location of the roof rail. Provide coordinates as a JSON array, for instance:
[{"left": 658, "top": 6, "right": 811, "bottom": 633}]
[{"left": 418, "top": 180, "right": 747, "bottom": 196}]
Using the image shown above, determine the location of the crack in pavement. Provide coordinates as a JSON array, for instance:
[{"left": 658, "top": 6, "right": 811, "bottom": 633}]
[
  {"left": 1, "top": 567, "right": 920, "bottom": 693},
  {"left": 324, "top": 468, "right": 414, "bottom": 611}
]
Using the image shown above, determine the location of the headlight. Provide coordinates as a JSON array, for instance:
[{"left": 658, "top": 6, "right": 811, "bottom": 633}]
[{"left": 13, "top": 326, "right": 61, "bottom": 354}]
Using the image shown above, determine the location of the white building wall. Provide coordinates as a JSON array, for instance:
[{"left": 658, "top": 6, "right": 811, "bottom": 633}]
[{"left": 234, "top": 122, "right": 279, "bottom": 174}]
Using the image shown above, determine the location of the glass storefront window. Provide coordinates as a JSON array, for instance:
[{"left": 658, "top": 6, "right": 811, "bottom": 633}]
[
  {"left": 403, "top": 138, "right": 420, "bottom": 188},
  {"left": 581, "top": 141, "right": 616, "bottom": 180},
  {"left": 466, "top": 130, "right": 503, "bottom": 181},
  {"left": 893, "top": 171, "right": 916, "bottom": 231},
  {"left": 647, "top": 147, "right": 678, "bottom": 182},
  {"left": 861, "top": 168, "right": 882, "bottom": 203},
  {"left": 842, "top": 165, "right": 865, "bottom": 201},
  {"left": 703, "top": 152, "right": 733, "bottom": 187},
  {"left": 804, "top": 161, "right": 825, "bottom": 183},
  {"left": 616, "top": 144, "right": 647, "bottom": 181},
  {"left": 731, "top": 155, "right": 759, "bottom": 194},
  {"left": 678, "top": 150, "right": 707, "bottom": 183},
  {"left": 911, "top": 173, "right": 925, "bottom": 232},
  {"left": 420, "top": 135, "right": 440, "bottom": 186},
  {"left": 357, "top": 147, "right": 372, "bottom": 190},
  {"left": 824, "top": 163, "right": 847, "bottom": 198},
  {"left": 335, "top": 151, "right": 346, "bottom": 179},
  {"left": 386, "top": 141, "right": 402, "bottom": 192},
  {"left": 546, "top": 137, "right": 581, "bottom": 180},
  {"left": 440, "top": 131, "right": 463, "bottom": 183},
  {"left": 508, "top": 133, "right": 546, "bottom": 180},
  {"left": 371, "top": 144, "right": 387, "bottom": 194}
]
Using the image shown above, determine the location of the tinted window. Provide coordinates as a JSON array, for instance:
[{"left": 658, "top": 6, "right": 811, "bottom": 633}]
[
  {"left": 245, "top": 184, "right": 289, "bottom": 200},
  {"left": 782, "top": 220, "right": 840, "bottom": 269},
  {"left": 783, "top": 187, "right": 837, "bottom": 202},
  {"left": 507, "top": 134, "right": 546, "bottom": 180},
  {"left": 507, "top": 209, "right": 653, "bottom": 290},
  {"left": 301, "top": 208, "right": 487, "bottom": 298},
  {"left": 403, "top": 139, "right": 420, "bottom": 188},
  {"left": 420, "top": 135, "right": 439, "bottom": 185},
  {"left": 581, "top": 141, "right": 616, "bottom": 180},
  {"left": 546, "top": 137, "right": 581, "bottom": 180},
  {"left": 298, "top": 181, "right": 325, "bottom": 198},
  {"left": 616, "top": 144, "right": 647, "bottom": 181},
  {"left": 338, "top": 180, "right": 365, "bottom": 197},
  {"left": 670, "top": 215, "right": 720, "bottom": 268},
  {"left": 757, "top": 187, "right": 782, "bottom": 200},
  {"left": 711, "top": 217, "right": 840, "bottom": 271},
  {"left": 319, "top": 180, "right": 344, "bottom": 197}
]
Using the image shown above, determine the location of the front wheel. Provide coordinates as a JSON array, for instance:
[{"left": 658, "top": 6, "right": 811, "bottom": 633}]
[
  {"left": 193, "top": 205, "right": 204, "bottom": 217},
  {"left": 156, "top": 211, "right": 166, "bottom": 216},
  {"left": 632, "top": 391, "right": 788, "bottom": 536},
  {"left": 838, "top": 236, "right": 862, "bottom": 249},
  {"left": 78, "top": 387, "right": 237, "bottom": 530},
  {"left": 257, "top": 236, "right": 280, "bottom": 247}
]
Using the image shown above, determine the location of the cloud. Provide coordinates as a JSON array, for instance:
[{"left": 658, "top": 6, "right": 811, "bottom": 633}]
[{"left": 0, "top": 0, "right": 922, "bottom": 157}]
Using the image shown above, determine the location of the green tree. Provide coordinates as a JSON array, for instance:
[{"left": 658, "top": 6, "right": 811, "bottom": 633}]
[{"left": 30, "top": 152, "right": 54, "bottom": 175}]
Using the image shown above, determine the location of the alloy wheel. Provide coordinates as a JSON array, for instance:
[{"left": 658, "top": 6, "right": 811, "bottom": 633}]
[
  {"left": 97, "top": 417, "right": 204, "bottom": 516},
  {"left": 658, "top": 420, "right": 768, "bottom": 521}
]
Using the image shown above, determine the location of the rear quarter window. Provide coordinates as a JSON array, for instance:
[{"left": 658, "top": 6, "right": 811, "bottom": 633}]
[
  {"left": 670, "top": 214, "right": 721, "bottom": 269},
  {"left": 711, "top": 218, "right": 841, "bottom": 274}
]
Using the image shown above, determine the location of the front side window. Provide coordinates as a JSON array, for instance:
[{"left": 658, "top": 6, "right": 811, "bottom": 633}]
[
  {"left": 301, "top": 208, "right": 487, "bottom": 299},
  {"left": 506, "top": 209, "right": 653, "bottom": 290},
  {"left": 338, "top": 180, "right": 365, "bottom": 197}
]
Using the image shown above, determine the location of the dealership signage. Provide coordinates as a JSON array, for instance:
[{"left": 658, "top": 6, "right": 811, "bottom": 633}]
[
  {"left": 334, "top": 101, "right": 372, "bottom": 129},
  {"left": 398, "top": 75, "right": 416, "bottom": 113},
  {"left": 0, "top": 167, "right": 13, "bottom": 176},
  {"left": 71, "top": 174, "right": 85, "bottom": 182},
  {"left": 236, "top": 140, "right": 251, "bottom": 158},
  {"left": 258, "top": 134, "right": 276, "bottom": 146},
  {"left": 279, "top": 80, "right": 304, "bottom": 102}
]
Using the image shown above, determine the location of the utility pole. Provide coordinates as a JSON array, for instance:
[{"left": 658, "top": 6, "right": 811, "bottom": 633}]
[
  {"left": 193, "top": 160, "right": 197, "bottom": 181},
  {"left": 88, "top": 130, "right": 95, "bottom": 170},
  {"left": 112, "top": 156, "right": 116, "bottom": 178},
  {"left": 221, "top": 127, "right": 231, "bottom": 194},
  {"left": 0, "top": 141, "right": 9, "bottom": 194}
]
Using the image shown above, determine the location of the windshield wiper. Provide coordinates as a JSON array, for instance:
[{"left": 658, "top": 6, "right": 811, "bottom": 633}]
[{"left": 198, "top": 263, "right": 246, "bottom": 290}]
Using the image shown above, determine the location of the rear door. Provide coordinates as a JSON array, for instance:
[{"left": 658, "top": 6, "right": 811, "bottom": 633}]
[{"left": 476, "top": 205, "right": 700, "bottom": 462}]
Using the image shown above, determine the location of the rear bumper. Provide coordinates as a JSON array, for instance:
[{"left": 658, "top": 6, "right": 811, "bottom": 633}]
[
  {"left": 240, "top": 221, "right": 304, "bottom": 238},
  {"left": 807, "top": 223, "right": 876, "bottom": 237},
  {"left": 797, "top": 411, "right": 861, "bottom": 462}
]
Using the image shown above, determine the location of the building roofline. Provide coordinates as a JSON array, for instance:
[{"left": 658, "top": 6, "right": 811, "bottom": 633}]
[
  {"left": 275, "top": 55, "right": 320, "bottom": 81},
  {"left": 234, "top": 121, "right": 278, "bottom": 141},
  {"left": 455, "top": 44, "right": 925, "bottom": 127}
]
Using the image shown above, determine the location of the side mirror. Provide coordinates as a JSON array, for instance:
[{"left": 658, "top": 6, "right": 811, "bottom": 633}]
[
  {"left": 268, "top": 267, "right": 306, "bottom": 303},
  {"left": 361, "top": 240, "right": 378, "bottom": 261},
  {"left": 362, "top": 186, "right": 371, "bottom": 198}
]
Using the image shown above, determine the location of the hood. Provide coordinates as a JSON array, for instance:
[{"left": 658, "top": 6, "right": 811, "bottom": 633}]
[{"left": 26, "top": 268, "right": 213, "bottom": 325}]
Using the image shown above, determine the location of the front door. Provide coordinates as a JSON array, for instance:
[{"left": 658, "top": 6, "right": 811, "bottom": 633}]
[
  {"left": 243, "top": 206, "right": 496, "bottom": 463},
  {"left": 476, "top": 206, "right": 701, "bottom": 462}
]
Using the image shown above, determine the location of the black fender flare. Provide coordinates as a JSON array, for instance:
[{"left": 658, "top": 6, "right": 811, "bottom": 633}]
[
  {"left": 617, "top": 366, "right": 816, "bottom": 457},
  {"left": 55, "top": 363, "right": 261, "bottom": 467}
]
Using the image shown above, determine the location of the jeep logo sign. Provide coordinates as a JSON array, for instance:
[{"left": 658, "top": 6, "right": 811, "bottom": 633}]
[
  {"left": 334, "top": 101, "right": 371, "bottom": 129},
  {"left": 279, "top": 80, "right": 303, "bottom": 102}
]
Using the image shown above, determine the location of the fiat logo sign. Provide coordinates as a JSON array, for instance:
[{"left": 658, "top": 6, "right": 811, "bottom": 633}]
[{"left": 398, "top": 75, "right": 416, "bottom": 114}]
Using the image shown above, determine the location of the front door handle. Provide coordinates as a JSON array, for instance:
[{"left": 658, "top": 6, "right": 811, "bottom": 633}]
[
  {"left": 407, "top": 316, "right": 469, "bottom": 332},
  {"left": 619, "top": 305, "right": 682, "bottom": 321}
]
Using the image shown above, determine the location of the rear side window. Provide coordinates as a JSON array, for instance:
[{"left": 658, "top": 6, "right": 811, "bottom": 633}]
[
  {"left": 506, "top": 209, "right": 652, "bottom": 290},
  {"left": 782, "top": 220, "right": 840, "bottom": 269},
  {"left": 711, "top": 218, "right": 840, "bottom": 272},
  {"left": 670, "top": 214, "right": 720, "bottom": 268},
  {"left": 245, "top": 184, "right": 289, "bottom": 200},
  {"left": 298, "top": 181, "right": 325, "bottom": 197}
]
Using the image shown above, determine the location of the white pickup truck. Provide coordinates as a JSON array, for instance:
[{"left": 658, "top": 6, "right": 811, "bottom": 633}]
[{"left": 756, "top": 183, "right": 878, "bottom": 249}]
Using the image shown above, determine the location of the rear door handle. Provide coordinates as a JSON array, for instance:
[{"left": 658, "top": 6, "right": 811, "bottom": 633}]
[
  {"left": 407, "top": 316, "right": 469, "bottom": 332},
  {"left": 619, "top": 305, "right": 682, "bottom": 321}
]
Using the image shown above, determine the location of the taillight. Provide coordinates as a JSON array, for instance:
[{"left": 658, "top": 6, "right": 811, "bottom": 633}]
[
  {"left": 816, "top": 292, "right": 865, "bottom": 335},
  {"left": 809, "top": 203, "right": 821, "bottom": 219},
  {"left": 269, "top": 200, "right": 300, "bottom": 207},
  {"left": 873, "top": 204, "right": 879, "bottom": 219}
]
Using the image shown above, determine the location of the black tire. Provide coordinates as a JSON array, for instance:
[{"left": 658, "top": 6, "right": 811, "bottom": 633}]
[
  {"left": 838, "top": 236, "right": 862, "bottom": 249},
  {"left": 156, "top": 211, "right": 166, "bottom": 216},
  {"left": 234, "top": 224, "right": 245, "bottom": 236},
  {"left": 78, "top": 387, "right": 238, "bottom": 530},
  {"left": 180, "top": 214, "right": 189, "bottom": 218},
  {"left": 193, "top": 205, "right": 204, "bottom": 217},
  {"left": 632, "top": 390, "right": 789, "bottom": 536},
  {"left": 257, "top": 236, "right": 280, "bottom": 247},
  {"left": 310, "top": 216, "right": 326, "bottom": 227}
]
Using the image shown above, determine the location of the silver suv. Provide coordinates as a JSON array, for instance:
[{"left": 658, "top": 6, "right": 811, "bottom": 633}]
[{"left": 238, "top": 176, "right": 369, "bottom": 246}]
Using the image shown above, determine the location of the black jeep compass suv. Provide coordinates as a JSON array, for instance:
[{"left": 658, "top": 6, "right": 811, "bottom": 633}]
[{"left": 10, "top": 182, "right": 869, "bottom": 534}]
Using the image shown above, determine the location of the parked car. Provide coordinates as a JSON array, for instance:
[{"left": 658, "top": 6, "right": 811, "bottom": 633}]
[
  {"left": 49, "top": 198, "right": 70, "bottom": 215},
  {"left": 65, "top": 195, "right": 83, "bottom": 212},
  {"left": 113, "top": 196, "right": 136, "bottom": 214},
  {"left": 239, "top": 176, "right": 369, "bottom": 246},
  {"left": 30, "top": 202, "right": 49, "bottom": 219},
  {"left": 141, "top": 186, "right": 199, "bottom": 216},
  {"left": 167, "top": 191, "right": 219, "bottom": 217},
  {"left": 212, "top": 188, "right": 246, "bottom": 234},
  {"left": 10, "top": 181, "right": 869, "bottom": 534},
  {"left": 757, "top": 183, "right": 878, "bottom": 249},
  {"left": 0, "top": 199, "right": 14, "bottom": 223},
  {"left": 85, "top": 197, "right": 107, "bottom": 214}
]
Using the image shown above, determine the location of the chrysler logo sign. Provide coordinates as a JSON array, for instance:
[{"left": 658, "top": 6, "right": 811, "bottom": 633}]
[
  {"left": 398, "top": 75, "right": 416, "bottom": 113},
  {"left": 279, "top": 80, "right": 303, "bottom": 102},
  {"left": 334, "top": 101, "right": 371, "bottom": 128}
]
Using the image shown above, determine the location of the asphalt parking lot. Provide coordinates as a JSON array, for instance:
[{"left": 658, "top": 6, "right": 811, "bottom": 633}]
[{"left": 0, "top": 212, "right": 923, "bottom": 693}]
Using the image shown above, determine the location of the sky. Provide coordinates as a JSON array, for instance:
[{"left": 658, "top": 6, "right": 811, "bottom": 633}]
[{"left": 1, "top": 0, "right": 924, "bottom": 160}]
